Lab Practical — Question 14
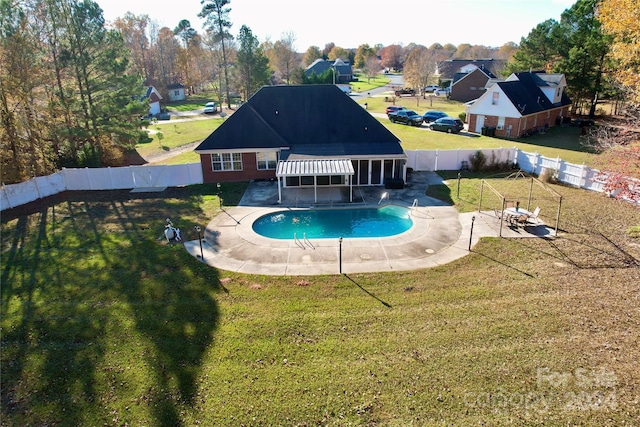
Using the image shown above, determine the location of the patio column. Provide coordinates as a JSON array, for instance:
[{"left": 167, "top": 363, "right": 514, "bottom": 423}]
[
  {"left": 314, "top": 175, "right": 317, "bottom": 203},
  {"left": 277, "top": 176, "right": 282, "bottom": 204}
]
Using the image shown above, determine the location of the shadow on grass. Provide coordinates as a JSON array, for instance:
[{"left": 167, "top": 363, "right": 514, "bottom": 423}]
[
  {"left": 1, "top": 189, "right": 225, "bottom": 426},
  {"left": 343, "top": 274, "right": 392, "bottom": 308}
]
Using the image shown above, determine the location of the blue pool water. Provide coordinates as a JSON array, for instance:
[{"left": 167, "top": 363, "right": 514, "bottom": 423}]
[{"left": 252, "top": 205, "right": 413, "bottom": 239}]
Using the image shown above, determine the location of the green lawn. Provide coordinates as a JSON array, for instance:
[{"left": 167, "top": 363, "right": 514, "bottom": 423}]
[
  {"left": 348, "top": 74, "right": 390, "bottom": 93},
  {"left": 2, "top": 177, "right": 639, "bottom": 425},
  {"left": 136, "top": 118, "right": 224, "bottom": 158},
  {"left": 164, "top": 92, "right": 218, "bottom": 112}
]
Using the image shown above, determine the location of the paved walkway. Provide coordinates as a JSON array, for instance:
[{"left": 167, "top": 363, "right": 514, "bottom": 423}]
[{"left": 183, "top": 172, "right": 555, "bottom": 275}]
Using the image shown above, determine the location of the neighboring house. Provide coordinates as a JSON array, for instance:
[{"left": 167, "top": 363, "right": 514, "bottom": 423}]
[
  {"left": 143, "top": 86, "right": 162, "bottom": 116},
  {"left": 450, "top": 67, "right": 499, "bottom": 103},
  {"left": 436, "top": 59, "right": 505, "bottom": 83},
  {"left": 466, "top": 72, "right": 572, "bottom": 138},
  {"left": 305, "top": 58, "right": 353, "bottom": 83},
  {"left": 195, "top": 85, "right": 407, "bottom": 202},
  {"left": 167, "top": 83, "right": 186, "bottom": 102}
]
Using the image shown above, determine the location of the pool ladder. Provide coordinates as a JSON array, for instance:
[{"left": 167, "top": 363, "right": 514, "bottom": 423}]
[
  {"left": 410, "top": 199, "right": 419, "bottom": 215},
  {"left": 378, "top": 192, "right": 389, "bottom": 205},
  {"left": 294, "top": 232, "right": 315, "bottom": 250}
]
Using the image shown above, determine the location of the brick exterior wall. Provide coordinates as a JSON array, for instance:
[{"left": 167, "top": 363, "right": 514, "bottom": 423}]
[
  {"left": 200, "top": 152, "right": 276, "bottom": 183},
  {"left": 468, "top": 106, "right": 567, "bottom": 138},
  {"left": 450, "top": 72, "right": 489, "bottom": 103}
]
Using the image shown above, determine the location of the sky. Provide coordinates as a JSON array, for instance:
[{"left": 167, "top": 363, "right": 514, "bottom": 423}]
[{"left": 99, "top": 0, "right": 577, "bottom": 51}]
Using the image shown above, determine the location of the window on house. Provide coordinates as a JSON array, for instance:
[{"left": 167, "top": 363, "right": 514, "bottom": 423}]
[
  {"left": 492, "top": 92, "right": 499, "bottom": 105},
  {"left": 174, "top": 90, "right": 180, "bottom": 96},
  {"left": 497, "top": 116, "right": 505, "bottom": 130},
  {"left": 211, "top": 153, "right": 242, "bottom": 171},
  {"left": 256, "top": 152, "right": 277, "bottom": 170}
]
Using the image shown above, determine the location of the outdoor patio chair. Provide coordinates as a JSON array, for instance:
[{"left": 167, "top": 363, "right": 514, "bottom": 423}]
[
  {"left": 530, "top": 207, "right": 541, "bottom": 224},
  {"left": 516, "top": 214, "right": 530, "bottom": 227}
]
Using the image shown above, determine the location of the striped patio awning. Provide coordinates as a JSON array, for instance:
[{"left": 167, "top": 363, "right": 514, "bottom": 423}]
[{"left": 276, "top": 159, "right": 354, "bottom": 177}]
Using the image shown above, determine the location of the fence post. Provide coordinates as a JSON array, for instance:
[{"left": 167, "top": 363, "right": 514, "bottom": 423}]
[
  {"left": 1, "top": 184, "right": 13, "bottom": 209},
  {"left": 108, "top": 166, "right": 114, "bottom": 189}
]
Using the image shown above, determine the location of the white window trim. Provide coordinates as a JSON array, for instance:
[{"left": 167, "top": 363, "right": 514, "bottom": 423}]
[
  {"left": 211, "top": 152, "right": 243, "bottom": 172},
  {"left": 256, "top": 152, "right": 278, "bottom": 170}
]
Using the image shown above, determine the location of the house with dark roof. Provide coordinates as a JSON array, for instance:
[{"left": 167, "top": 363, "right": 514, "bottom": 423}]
[
  {"left": 305, "top": 58, "right": 353, "bottom": 83},
  {"left": 436, "top": 59, "right": 505, "bottom": 82},
  {"left": 195, "top": 85, "right": 407, "bottom": 202},
  {"left": 143, "top": 86, "right": 162, "bottom": 116},
  {"left": 466, "top": 72, "right": 572, "bottom": 138},
  {"left": 450, "top": 67, "right": 498, "bottom": 103}
]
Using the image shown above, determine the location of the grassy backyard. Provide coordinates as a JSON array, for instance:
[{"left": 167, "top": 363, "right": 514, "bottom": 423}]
[{"left": 2, "top": 176, "right": 639, "bottom": 425}]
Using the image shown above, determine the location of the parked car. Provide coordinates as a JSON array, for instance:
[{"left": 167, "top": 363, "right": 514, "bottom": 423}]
[
  {"left": 429, "top": 117, "right": 464, "bottom": 133},
  {"left": 386, "top": 105, "right": 405, "bottom": 115},
  {"left": 433, "top": 88, "right": 450, "bottom": 96},
  {"left": 394, "top": 88, "right": 415, "bottom": 96},
  {"left": 424, "top": 85, "right": 439, "bottom": 93},
  {"left": 422, "top": 110, "right": 448, "bottom": 123},
  {"left": 388, "top": 109, "right": 424, "bottom": 126},
  {"left": 203, "top": 102, "right": 217, "bottom": 114}
]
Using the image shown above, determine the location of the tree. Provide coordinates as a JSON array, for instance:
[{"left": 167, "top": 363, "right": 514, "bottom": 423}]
[
  {"left": 363, "top": 55, "right": 382, "bottom": 83},
  {"left": 303, "top": 45, "right": 322, "bottom": 66},
  {"left": 599, "top": 0, "right": 640, "bottom": 104},
  {"left": 113, "top": 13, "right": 152, "bottom": 80},
  {"left": 503, "top": 19, "right": 560, "bottom": 75},
  {"left": 579, "top": 0, "right": 640, "bottom": 203},
  {"left": 403, "top": 46, "right": 437, "bottom": 96},
  {"left": 199, "top": 0, "right": 233, "bottom": 108},
  {"left": 452, "top": 43, "right": 473, "bottom": 58},
  {"left": 236, "top": 25, "right": 270, "bottom": 101},
  {"left": 270, "top": 31, "right": 297, "bottom": 84},
  {"left": 327, "top": 46, "right": 349, "bottom": 61},
  {"left": 1, "top": 0, "right": 146, "bottom": 182},
  {"left": 1, "top": 0, "right": 54, "bottom": 182},
  {"left": 496, "top": 42, "right": 518, "bottom": 61},
  {"left": 379, "top": 44, "right": 404, "bottom": 71},
  {"left": 554, "top": 0, "right": 611, "bottom": 118},
  {"left": 173, "top": 19, "right": 197, "bottom": 48},
  {"left": 322, "top": 42, "right": 335, "bottom": 58},
  {"left": 154, "top": 26, "right": 180, "bottom": 86},
  {"left": 582, "top": 109, "right": 640, "bottom": 201},
  {"left": 354, "top": 43, "right": 376, "bottom": 69},
  {"left": 505, "top": 1, "right": 611, "bottom": 117}
]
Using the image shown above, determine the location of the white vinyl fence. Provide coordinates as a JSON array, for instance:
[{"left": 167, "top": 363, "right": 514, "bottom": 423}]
[
  {"left": 1, "top": 163, "right": 203, "bottom": 211},
  {"left": 1, "top": 149, "right": 635, "bottom": 211},
  {"left": 406, "top": 148, "right": 614, "bottom": 194}
]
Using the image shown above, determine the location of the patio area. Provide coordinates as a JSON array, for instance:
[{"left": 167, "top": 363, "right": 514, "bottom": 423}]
[{"left": 184, "top": 172, "right": 556, "bottom": 275}]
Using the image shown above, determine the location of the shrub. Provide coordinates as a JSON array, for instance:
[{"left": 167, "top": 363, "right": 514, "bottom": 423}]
[
  {"left": 470, "top": 150, "right": 487, "bottom": 172},
  {"left": 539, "top": 168, "right": 558, "bottom": 183},
  {"left": 459, "top": 112, "right": 466, "bottom": 123}
]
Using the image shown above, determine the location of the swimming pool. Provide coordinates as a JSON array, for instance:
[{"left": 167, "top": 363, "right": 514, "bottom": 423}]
[{"left": 252, "top": 205, "right": 413, "bottom": 239}]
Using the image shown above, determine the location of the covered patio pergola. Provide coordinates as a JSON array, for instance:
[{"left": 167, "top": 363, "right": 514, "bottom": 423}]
[
  {"left": 478, "top": 170, "right": 563, "bottom": 237},
  {"left": 275, "top": 159, "right": 355, "bottom": 203}
]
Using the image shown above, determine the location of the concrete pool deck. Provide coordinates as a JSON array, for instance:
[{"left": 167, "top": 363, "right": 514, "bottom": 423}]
[{"left": 183, "top": 172, "right": 555, "bottom": 275}]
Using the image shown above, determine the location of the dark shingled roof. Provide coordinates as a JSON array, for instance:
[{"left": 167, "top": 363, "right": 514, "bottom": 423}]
[
  {"left": 195, "top": 85, "right": 404, "bottom": 158},
  {"left": 437, "top": 59, "right": 505, "bottom": 80},
  {"left": 496, "top": 72, "right": 572, "bottom": 116}
]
